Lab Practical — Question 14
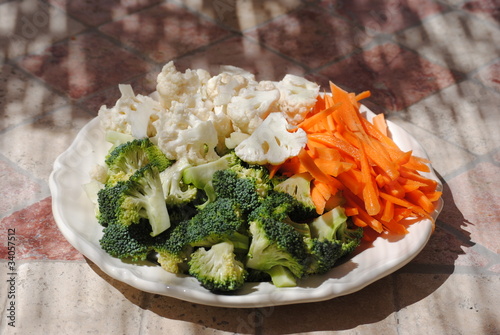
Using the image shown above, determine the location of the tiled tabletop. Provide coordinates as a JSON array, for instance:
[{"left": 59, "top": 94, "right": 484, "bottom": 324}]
[{"left": 1, "top": 0, "right": 499, "bottom": 334}]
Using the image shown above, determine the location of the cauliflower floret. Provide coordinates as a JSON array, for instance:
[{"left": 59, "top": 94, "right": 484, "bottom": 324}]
[
  {"left": 226, "top": 80, "right": 280, "bottom": 134},
  {"left": 89, "top": 164, "right": 108, "bottom": 184},
  {"left": 153, "top": 102, "right": 220, "bottom": 165},
  {"left": 234, "top": 112, "right": 308, "bottom": 165},
  {"left": 225, "top": 131, "right": 250, "bottom": 149},
  {"left": 208, "top": 106, "right": 234, "bottom": 154},
  {"left": 98, "top": 84, "right": 161, "bottom": 138},
  {"left": 206, "top": 65, "right": 257, "bottom": 107},
  {"left": 156, "top": 61, "right": 211, "bottom": 110},
  {"left": 276, "top": 74, "right": 320, "bottom": 125}
]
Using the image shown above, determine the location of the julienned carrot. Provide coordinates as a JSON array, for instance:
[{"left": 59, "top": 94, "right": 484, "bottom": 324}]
[
  {"left": 297, "top": 104, "right": 341, "bottom": 131},
  {"left": 272, "top": 81, "right": 441, "bottom": 237},
  {"left": 357, "top": 137, "right": 381, "bottom": 216},
  {"left": 371, "top": 113, "right": 388, "bottom": 136}
]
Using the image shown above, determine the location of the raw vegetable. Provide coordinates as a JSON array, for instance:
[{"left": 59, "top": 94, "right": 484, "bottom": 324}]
[
  {"left": 89, "top": 62, "right": 441, "bottom": 293},
  {"left": 271, "top": 82, "right": 441, "bottom": 238}
]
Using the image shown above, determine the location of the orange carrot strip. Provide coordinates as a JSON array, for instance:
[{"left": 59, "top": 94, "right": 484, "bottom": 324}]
[
  {"left": 426, "top": 191, "right": 443, "bottom": 202},
  {"left": 358, "top": 139, "right": 381, "bottom": 215},
  {"left": 311, "top": 184, "right": 327, "bottom": 215},
  {"left": 324, "top": 92, "right": 336, "bottom": 108},
  {"left": 278, "top": 156, "right": 306, "bottom": 176},
  {"left": 371, "top": 113, "right": 388, "bottom": 136},
  {"left": 380, "top": 218, "right": 408, "bottom": 235},
  {"left": 314, "top": 158, "right": 353, "bottom": 177},
  {"left": 400, "top": 167, "right": 438, "bottom": 191},
  {"left": 360, "top": 117, "right": 399, "bottom": 149},
  {"left": 312, "top": 179, "right": 332, "bottom": 200},
  {"left": 267, "top": 164, "right": 282, "bottom": 179},
  {"left": 407, "top": 189, "right": 435, "bottom": 214},
  {"left": 393, "top": 207, "right": 413, "bottom": 222},
  {"left": 380, "top": 198, "right": 394, "bottom": 223},
  {"left": 383, "top": 179, "right": 406, "bottom": 198},
  {"left": 337, "top": 170, "right": 364, "bottom": 196},
  {"left": 312, "top": 147, "right": 342, "bottom": 161},
  {"left": 355, "top": 90, "right": 371, "bottom": 101},
  {"left": 379, "top": 192, "right": 431, "bottom": 219},
  {"left": 345, "top": 207, "right": 359, "bottom": 216},
  {"left": 308, "top": 133, "right": 360, "bottom": 160},
  {"left": 298, "top": 104, "right": 341, "bottom": 131}
]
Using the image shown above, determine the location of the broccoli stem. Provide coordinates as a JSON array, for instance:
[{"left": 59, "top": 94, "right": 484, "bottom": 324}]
[
  {"left": 143, "top": 192, "right": 170, "bottom": 237},
  {"left": 265, "top": 265, "right": 297, "bottom": 287}
]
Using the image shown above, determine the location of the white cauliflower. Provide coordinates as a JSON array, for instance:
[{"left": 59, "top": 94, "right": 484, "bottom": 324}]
[
  {"left": 225, "top": 131, "right": 250, "bottom": 149},
  {"left": 153, "top": 101, "right": 220, "bottom": 165},
  {"left": 206, "top": 65, "right": 256, "bottom": 107},
  {"left": 98, "top": 84, "right": 161, "bottom": 138},
  {"left": 226, "top": 80, "right": 280, "bottom": 134},
  {"left": 276, "top": 74, "right": 320, "bottom": 125},
  {"left": 156, "top": 62, "right": 235, "bottom": 153},
  {"left": 156, "top": 61, "right": 211, "bottom": 110},
  {"left": 234, "top": 112, "right": 308, "bottom": 165},
  {"left": 89, "top": 164, "right": 108, "bottom": 184}
]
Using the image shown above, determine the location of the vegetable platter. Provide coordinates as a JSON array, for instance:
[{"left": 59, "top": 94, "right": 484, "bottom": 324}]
[{"left": 50, "top": 62, "right": 443, "bottom": 307}]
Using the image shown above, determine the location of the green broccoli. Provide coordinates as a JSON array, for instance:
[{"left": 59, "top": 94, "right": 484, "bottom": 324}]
[
  {"left": 245, "top": 192, "right": 311, "bottom": 287},
  {"left": 159, "top": 158, "right": 199, "bottom": 207},
  {"left": 305, "top": 206, "right": 363, "bottom": 275},
  {"left": 252, "top": 190, "right": 303, "bottom": 222},
  {"left": 304, "top": 238, "right": 342, "bottom": 275},
  {"left": 153, "top": 197, "right": 250, "bottom": 274},
  {"left": 186, "top": 198, "right": 249, "bottom": 251},
  {"left": 154, "top": 220, "right": 193, "bottom": 274},
  {"left": 105, "top": 138, "right": 173, "bottom": 185},
  {"left": 245, "top": 268, "right": 271, "bottom": 283},
  {"left": 211, "top": 163, "right": 272, "bottom": 215},
  {"left": 99, "top": 219, "right": 155, "bottom": 261},
  {"left": 97, "top": 164, "right": 170, "bottom": 236},
  {"left": 182, "top": 152, "right": 239, "bottom": 206},
  {"left": 188, "top": 241, "right": 247, "bottom": 292},
  {"left": 273, "top": 172, "right": 318, "bottom": 221}
]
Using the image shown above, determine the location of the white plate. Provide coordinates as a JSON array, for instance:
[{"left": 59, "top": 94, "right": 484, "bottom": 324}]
[{"left": 49, "top": 105, "right": 443, "bottom": 308}]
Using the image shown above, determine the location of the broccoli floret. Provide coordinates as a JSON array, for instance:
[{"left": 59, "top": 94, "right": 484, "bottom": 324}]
[
  {"left": 186, "top": 198, "right": 249, "bottom": 251},
  {"left": 105, "top": 138, "right": 173, "bottom": 185},
  {"left": 273, "top": 172, "right": 318, "bottom": 221},
  {"left": 99, "top": 219, "right": 155, "bottom": 261},
  {"left": 304, "top": 238, "right": 342, "bottom": 275},
  {"left": 229, "top": 162, "right": 272, "bottom": 198},
  {"left": 97, "top": 164, "right": 170, "bottom": 236},
  {"left": 253, "top": 190, "right": 301, "bottom": 222},
  {"left": 337, "top": 220, "right": 364, "bottom": 257},
  {"left": 188, "top": 241, "right": 247, "bottom": 292},
  {"left": 305, "top": 206, "right": 363, "bottom": 275},
  {"left": 154, "top": 221, "right": 193, "bottom": 274},
  {"left": 159, "top": 158, "right": 199, "bottom": 206},
  {"left": 211, "top": 163, "right": 272, "bottom": 215},
  {"left": 245, "top": 268, "right": 272, "bottom": 282},
  {"left": 211, "top": 169, "right": 261, "bottom": 214},
  {"left": 182, "top": 152, "right": 239, "bottom": 206},
  {"left": 309, "top": 206, "right": 348, "bottom": 241},
  {"left": 154, "top": 197, "right": 250, "bottom": 274},
  {"left": 246, "top": 216, "right": 309, "bottom": 286},
  {"left": 245, "top": 192, "right": 311, "bottom": 286},
  {"left": 166, "top": 203, "right": 198, "bottom": 225},
  {"left": 96, "top": 181, "right": 131, "bottom": 227}
]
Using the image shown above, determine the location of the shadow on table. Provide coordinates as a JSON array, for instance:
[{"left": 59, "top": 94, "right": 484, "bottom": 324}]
[{"left": 85, "top": 174, "right": 473, "bottom": 334}]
